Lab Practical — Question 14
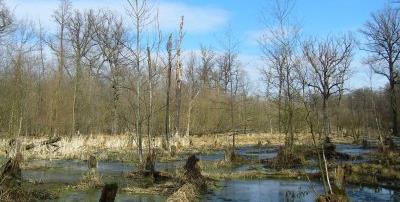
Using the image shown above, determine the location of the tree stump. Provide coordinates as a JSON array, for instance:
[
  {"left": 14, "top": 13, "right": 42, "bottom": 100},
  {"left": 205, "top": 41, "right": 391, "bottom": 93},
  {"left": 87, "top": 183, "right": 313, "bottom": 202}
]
[
  {"left": 224, "top": 147, "right": 236, "bottom": 162},
  {"left": 184, "top": 155, "right": 200, "bottom": 179},
  {"left": 88, "top": 155, "right": 97, "bottom": 171},
  {"left": 183, "top": 154, "right": 207, "bottom": 191},
  {"left": 0, "top": 153, "right": 22, "bottom": 188},
  {"left": 143, "top": 150, "right": 156, "bottom": 177},
  {"left": 170, "top": 145, "right": 177, "bottom": 157},
  {"left": 99, "top": 183, "right": 118, "bottom": 202},
  {"left": 323, "top": 137, "right": 336, "bottom": 159}
]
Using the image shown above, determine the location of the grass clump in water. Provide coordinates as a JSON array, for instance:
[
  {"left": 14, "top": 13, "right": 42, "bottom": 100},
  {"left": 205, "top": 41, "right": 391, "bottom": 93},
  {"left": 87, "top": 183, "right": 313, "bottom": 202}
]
[{"left": 75, "top": 170, "right": 104, "bottom": 190}]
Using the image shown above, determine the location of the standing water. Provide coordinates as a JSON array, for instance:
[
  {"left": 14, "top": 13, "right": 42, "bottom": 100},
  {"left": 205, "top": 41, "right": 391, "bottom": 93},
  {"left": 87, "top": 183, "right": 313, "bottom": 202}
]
[{"left": 204, "top": 179, "right": 398, "bottom": 202}]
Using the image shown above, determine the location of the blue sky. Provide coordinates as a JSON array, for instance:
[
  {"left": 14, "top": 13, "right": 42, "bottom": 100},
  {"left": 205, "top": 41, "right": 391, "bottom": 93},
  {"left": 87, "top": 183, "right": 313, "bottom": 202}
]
[{"left": 5, "top": 0, "right": 391, "bottom": 91}]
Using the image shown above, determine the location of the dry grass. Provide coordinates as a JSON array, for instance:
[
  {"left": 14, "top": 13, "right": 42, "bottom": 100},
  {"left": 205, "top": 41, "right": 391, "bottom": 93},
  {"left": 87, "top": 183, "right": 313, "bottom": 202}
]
[
  {"left": 0, "top": 132, "right": 354, "bottom": 161},
  {"left": 0, "top": 134, "right": 132, "bottom": 161},
  {"left": 180, "top": 133, "right": 354, "bottom": 152},
  {"left": 122, "top": 186, "right": 161, "bottom": 195},
  {"left": 74, "top": 170, "right": 104, "bottom": 190},
  {"left": 167, "top": 183, "right": 199, "bottom": 202}
]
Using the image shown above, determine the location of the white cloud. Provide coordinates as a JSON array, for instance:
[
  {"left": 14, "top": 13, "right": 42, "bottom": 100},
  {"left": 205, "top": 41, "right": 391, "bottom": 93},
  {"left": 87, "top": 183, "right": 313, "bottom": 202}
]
[
  {"left": 157, "top": 2, "right": 229, "bottom": 33},
  {"left": 5, "top": 0, "right": 229, "bottom": 34}
]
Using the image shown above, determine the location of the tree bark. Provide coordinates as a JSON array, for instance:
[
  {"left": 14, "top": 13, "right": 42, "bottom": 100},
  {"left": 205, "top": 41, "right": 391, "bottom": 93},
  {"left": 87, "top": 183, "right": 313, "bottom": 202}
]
[
  {"left": 146, "top": 47, "right": 153, "bottom": 153},
  {"left": 174, "top": 17, "right": 184, "bottom": 137},
  {"left": 322, "top": 96, "right": 330, "bottom": 139},
  {"left": 390, "top": 80, "right": 398, "bottom": 137},
  {"left": 164, "top": 34, "right": 173, "bottom": 150}
]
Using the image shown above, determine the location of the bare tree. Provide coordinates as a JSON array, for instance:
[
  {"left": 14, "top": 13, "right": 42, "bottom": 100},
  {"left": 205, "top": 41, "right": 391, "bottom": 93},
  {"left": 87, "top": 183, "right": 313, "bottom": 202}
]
[
  {"left": 146, "top": 46, "right": 153, "bottom": 151},
  {"left": 303, "top": 34, "right": 354, "bottom": 139},
  {"left": 94, "top": 11, "right": 126, "bottom": 135},
  {"left": 360, "top": 6, "right": 400, "bottom": 137},
  {"left": 126, "top": 0, "right": 153, "bottom": 162},
  {"left": 37, "top": 22, "right": 47, "bottom": 134},
  {"left": 49, "top": 0, "right": 72, "bottom": 135},
  {"left": 146, "top": 11, "right": 162, "bottom": 152},
  {"left": 164, "top": 34, "right": 173, "bottom": 150},
  {"left": 185, "top": 52, "right": 201, "bottom": 137},
  {"left": 0, "top": 0, "right": 13, "bottom": 39},
  {"left": 66, "top": 9, "right": 95, "bottom": 136},
  {"left": 7, "top": 22, "right": 36, "bottom": 138},
  {"left": 217, "top": 27, "right": 239, "bottom": 148},
  {"left": 198, "top": 45, "right": 215, "bottom": 87},
  {"left": 174, "top": 16, "right": 184, "bottom": 137},
  {"left": 259, "top": 0, "right": 300, "bottom": 148}
]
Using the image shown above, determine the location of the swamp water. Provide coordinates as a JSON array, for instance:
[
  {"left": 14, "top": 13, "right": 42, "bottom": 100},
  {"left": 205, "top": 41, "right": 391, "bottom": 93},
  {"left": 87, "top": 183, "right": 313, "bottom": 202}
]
[
  {"left": 54, "top": 180, "right": 398, "bottom": 202},
  {"left": 204, "top": 179, "right": 398, "bottom": 202},
  {"left": 4, "top": 144, "right": 391, "bottom": 201}
]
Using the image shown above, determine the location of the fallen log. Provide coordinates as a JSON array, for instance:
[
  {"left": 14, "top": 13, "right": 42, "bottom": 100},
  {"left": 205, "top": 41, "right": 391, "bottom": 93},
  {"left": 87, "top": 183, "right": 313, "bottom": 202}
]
[{"left": 25, "top": 137, "right": 61, "bottom": 150}]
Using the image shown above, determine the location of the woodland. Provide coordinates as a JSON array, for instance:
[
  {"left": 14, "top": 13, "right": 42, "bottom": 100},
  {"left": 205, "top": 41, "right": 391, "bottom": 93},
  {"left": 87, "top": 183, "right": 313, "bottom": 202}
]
[{"left": 0, "top": 0, "right": 399, "bottom": 201}]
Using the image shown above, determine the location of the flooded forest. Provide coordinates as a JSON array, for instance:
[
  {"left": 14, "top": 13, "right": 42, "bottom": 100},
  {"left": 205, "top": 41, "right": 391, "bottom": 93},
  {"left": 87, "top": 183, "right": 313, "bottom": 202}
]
[{"left": 0, "top": 0, "right": 399, "bottom": 201}]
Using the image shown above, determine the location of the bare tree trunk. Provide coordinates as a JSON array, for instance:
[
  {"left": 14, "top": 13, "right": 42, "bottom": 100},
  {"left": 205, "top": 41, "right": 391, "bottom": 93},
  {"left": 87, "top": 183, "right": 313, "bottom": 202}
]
[
  {"left": 135, "top": 21, "right": 143, "bottom": 163},
  {"left": 164, "top": 34, "right": 173, "bottom": 150},
  {"left": 50, "top": 0, "right": 71, "bottom": 136},
  {"left": 71, "top": 57, "right": 82, "bottom": 138},
  {"left": 230, "top": 70, "right": 235, "bottom": 149},
  {"left": 72, "top": 76, "right": 77, "bottom": 136},
  {"left": 146, "top": 47, "right": 152, "bottom": 153},
  {"left": 390, "top": 79, "right": 398, "bottom": 137},
  {"left": 322, "top": 96, "right": 330, "bottom": 139},
  {"left": 38, "top": 23, "right": 46, "bottom": 135},
  {"left": 174, "top": 17, "right": 184, "bottom": 137},
  {"left": 361, "top": 7, "right": 400, "bottom": 138},
  {"left": 322, "top": 148, "right": 333, "bottom": 194},
  {"left": 111, "top": 81, "right": 119, "bottom": 134},
  {"left": 185, "top": 100, "right": 193, "bottom": 137},
  {"left": 278, "top": 79, "right": 282, "bottom": 133}
]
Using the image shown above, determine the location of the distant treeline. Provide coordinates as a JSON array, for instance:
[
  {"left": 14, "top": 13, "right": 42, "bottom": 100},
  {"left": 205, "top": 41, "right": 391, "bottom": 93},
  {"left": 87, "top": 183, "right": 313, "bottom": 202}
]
[{"left": 0, "top": 0, "right": 397, "bottom": 144}]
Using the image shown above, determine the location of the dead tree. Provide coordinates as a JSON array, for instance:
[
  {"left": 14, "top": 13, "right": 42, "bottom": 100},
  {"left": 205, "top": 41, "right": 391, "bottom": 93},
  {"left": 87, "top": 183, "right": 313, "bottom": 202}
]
[
  {"left": 174, "top": 16, "right": 184, "bottom": 137},
  {"left": 360, "top": 6, "right": 400, "bottom": 137},
  {"left": 25, "top": 137, "right": 61, "bottom": 150},
  {"left": 164, "top": 34, "right": 173, "bottom": 150}
]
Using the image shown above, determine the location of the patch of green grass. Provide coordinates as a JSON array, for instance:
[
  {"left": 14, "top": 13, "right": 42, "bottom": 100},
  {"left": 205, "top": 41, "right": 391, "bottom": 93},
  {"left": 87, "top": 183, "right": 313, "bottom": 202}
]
[{"left": 203, "top": 168, "right": 304, "bottom": 180}]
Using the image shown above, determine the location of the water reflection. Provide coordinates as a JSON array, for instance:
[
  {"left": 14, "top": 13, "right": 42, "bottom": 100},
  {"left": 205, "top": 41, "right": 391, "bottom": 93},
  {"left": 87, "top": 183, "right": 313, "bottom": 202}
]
[{"left": 204, "top": 180, "right": 396, "bottom": 202}]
